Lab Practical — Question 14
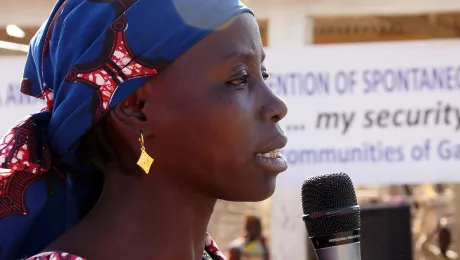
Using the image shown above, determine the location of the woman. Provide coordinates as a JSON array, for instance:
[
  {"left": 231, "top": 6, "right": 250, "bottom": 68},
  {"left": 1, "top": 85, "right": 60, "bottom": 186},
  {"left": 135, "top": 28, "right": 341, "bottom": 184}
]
[
  {"left": 0, "top": 0, "right": 288, "bottom": 259},
  {"left": 229, "top": 216, "right": 270, "bottom": 260}
]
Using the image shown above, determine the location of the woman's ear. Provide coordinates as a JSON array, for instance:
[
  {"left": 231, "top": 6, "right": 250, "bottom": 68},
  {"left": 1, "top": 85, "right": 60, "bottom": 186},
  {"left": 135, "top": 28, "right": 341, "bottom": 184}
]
[{"left": 111, "top": 86, "right": 151, "bottom": 136}]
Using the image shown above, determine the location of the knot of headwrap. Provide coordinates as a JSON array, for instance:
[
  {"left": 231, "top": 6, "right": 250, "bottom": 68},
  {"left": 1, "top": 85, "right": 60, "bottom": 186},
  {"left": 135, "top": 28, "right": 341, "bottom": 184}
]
[{"left": 0, "top": 0, "right": 252, "bottom": 259}]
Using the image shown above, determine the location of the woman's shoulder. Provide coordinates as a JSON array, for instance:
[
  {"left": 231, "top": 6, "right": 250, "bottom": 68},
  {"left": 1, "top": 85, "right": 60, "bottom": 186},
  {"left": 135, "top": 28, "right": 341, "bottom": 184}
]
[{"left": 24, "top": 251, "right": 86, "bottom": 260}]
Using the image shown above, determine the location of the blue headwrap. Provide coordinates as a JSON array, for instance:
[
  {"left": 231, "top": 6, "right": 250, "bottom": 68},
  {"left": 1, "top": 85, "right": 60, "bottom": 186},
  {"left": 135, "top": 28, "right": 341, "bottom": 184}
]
[{"left": 0, "top": 0, "right": 252, "bottom": 259}]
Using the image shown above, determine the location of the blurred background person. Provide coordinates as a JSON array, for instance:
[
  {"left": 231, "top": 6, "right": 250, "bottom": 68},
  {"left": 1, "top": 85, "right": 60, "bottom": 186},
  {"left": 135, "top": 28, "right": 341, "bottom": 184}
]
[{"left": 228, "top": 215, "right": 270, "bottom": 260}]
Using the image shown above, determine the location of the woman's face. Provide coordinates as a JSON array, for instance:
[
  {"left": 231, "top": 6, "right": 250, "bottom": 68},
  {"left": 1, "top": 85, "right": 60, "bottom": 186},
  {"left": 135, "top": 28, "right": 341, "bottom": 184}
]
[{"left": 142, "top": 13, "right": 288, "bottom": 201}]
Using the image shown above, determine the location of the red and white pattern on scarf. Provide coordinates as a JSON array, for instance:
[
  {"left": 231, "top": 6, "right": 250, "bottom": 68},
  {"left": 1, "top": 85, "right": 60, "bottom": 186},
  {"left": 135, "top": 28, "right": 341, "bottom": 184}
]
[
  {"left": 205, "top": 232, "right": 227, "bottom": 259},
  {"left": 65, "top": 15, "right": 158, "bottom": 113},
  {"left": 25, "top": 251, "right": 85, "bottom": 260},
  {"left": 0, "top": 115, "right": 48, "bottom": 176}
]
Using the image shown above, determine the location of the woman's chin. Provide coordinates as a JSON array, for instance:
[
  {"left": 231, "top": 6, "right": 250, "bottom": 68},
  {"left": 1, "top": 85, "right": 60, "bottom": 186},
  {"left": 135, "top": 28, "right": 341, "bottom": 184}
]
[{"left": 220, "top": 180, "right": 277, "bottom": 202}]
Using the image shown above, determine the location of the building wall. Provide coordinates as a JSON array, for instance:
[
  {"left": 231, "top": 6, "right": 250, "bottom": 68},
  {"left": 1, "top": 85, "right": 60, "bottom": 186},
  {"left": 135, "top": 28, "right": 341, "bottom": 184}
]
[
  {"left": 2, "top": 0, "right": 460, "bottom": 51},
  {"left": 3, "top": 0, "right": 460, "bottom": 29},
  {"left": 247, "top": 0, "right": 460, "bottom": 46}
]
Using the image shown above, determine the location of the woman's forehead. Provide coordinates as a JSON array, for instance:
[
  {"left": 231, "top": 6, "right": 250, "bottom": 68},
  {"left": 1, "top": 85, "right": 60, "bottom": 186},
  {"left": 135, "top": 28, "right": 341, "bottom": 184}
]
[{"left": 153, "top": 13, "right": 263, "bottom": 80}]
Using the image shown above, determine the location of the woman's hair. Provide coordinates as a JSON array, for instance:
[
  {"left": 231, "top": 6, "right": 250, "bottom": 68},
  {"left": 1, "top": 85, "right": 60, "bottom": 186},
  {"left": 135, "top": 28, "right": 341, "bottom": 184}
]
[
  {"left": 245, "top": 215, "right": 262, "bottom": 226},
  {"left": 245, "top": 215, "right": 262, "bottom": 234},
  {"left": 77, "top": 119, "right": 120, "bottom": 171}
]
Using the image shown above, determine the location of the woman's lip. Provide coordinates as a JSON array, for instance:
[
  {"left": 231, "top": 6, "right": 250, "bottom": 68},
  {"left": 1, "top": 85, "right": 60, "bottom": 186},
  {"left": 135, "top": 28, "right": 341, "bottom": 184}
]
[
  {"left": 257, "top": 134, "right": 288, "bottom": 154},
  {"left": 255, "top": 153, "right": 288, "bottom": 173}
]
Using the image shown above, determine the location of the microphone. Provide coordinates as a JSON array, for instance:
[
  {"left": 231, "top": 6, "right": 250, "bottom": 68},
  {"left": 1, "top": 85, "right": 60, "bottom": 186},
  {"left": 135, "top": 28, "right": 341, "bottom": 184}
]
[{"left": 301, "top": 172, "right": 361, "bottom": 260}]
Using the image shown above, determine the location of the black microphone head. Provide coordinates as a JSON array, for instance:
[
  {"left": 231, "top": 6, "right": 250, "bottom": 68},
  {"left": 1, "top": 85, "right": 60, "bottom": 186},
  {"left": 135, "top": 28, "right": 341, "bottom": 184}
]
[{"left": 301, "top": 172, "right": 360, "bottom": 237}]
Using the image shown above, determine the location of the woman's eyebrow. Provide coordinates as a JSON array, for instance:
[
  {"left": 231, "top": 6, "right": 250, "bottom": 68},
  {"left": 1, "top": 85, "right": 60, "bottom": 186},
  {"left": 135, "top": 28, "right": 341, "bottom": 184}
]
[{"left": 222, "top": 49, "right": 260, "bottom": 63}]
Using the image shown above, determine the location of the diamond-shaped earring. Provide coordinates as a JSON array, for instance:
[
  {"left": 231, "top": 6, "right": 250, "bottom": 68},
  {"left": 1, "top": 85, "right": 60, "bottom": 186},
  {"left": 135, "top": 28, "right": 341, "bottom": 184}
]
[{"left": 136, "top": 133, "right": 154, "bottom": 174}]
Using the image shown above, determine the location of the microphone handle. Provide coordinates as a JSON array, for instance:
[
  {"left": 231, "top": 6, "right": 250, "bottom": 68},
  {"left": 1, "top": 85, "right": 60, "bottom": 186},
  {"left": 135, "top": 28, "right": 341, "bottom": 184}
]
[{"left": 315, "top": 242, "right": 361, "bottom": 260}]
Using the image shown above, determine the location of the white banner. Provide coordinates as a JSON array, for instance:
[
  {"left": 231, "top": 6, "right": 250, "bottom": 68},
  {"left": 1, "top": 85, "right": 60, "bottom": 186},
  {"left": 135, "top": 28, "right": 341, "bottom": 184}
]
[
  {"left": 0, "top": 56, "right": 44, "bottom": 135},
  {"left": 265, "top": 39, "right": 460, "bottom": 187},
  {"left": 5, "top": 40, "right": 459, "bottom": 186},
  {"left": 3, "top": 41, "right": 460, "bottom": 184},
  {"left": 266, "top": 39, "right": 460, "bottom": 260}
]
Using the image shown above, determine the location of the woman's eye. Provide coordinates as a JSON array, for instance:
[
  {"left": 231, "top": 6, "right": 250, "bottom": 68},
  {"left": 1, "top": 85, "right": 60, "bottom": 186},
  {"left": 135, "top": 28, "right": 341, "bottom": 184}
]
[
  {"left": 227, "top": 75, "right": 249, "bottom": 86},
  {"left": 227, "top": 69, "right": 249, "bottom": 86},
  {"left": 262, "top": 70, "right": 270, "bottom": 80},
  {"left": 226, "top": 69, "right": 270, "bottom": 86}
]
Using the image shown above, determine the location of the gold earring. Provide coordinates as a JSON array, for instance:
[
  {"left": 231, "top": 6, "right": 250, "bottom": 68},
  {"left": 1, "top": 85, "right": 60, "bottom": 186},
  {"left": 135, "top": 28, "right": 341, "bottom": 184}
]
[{"left": 136, "top": 133, "right": 154, "bottom": 174}]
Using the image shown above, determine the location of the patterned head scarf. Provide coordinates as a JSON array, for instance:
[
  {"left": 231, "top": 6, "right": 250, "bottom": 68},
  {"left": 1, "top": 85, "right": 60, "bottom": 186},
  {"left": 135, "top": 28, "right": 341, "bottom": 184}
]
[{"left": 0, "top": 0, "right": 252, "bottom": 259}]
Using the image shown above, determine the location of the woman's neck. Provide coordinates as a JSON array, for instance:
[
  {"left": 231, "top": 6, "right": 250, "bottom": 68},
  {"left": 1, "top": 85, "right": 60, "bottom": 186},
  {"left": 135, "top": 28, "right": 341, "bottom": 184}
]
[{"left": 46, "top": 173, "right": 216, "bottom": 260}]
